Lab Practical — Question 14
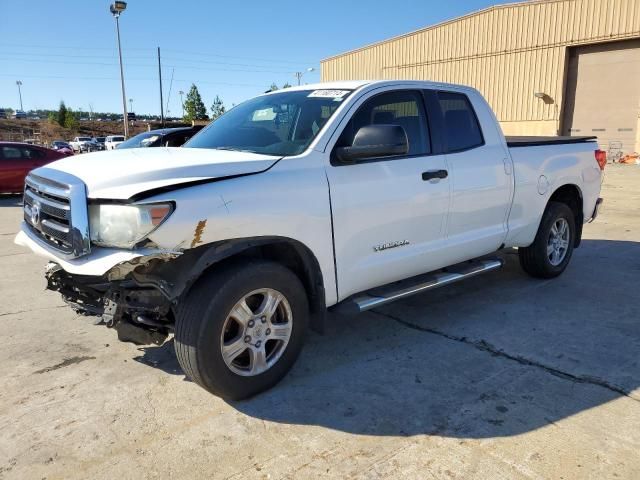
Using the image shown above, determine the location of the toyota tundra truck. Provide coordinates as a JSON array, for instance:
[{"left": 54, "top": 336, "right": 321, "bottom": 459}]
[{"left": 15, "top": 81, "right": 605, "bottom": 399}]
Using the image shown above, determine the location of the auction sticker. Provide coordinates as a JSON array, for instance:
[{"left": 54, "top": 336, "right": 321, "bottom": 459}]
[{"left": 307, "top": 90, "right": 350, "bottom": 100}]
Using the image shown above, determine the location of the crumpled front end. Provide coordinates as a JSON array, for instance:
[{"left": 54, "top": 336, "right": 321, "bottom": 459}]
[{"left": 44, "top": 252, "right": 182, "bottom": 346}]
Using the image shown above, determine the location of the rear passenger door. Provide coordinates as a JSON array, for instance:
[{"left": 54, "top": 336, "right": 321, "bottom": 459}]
[
  {"left": 434, "top": 90, "right": 513, "bottom": 260},
  {"left": 326, "top": 88, "right": 451, "bottom": 299}
]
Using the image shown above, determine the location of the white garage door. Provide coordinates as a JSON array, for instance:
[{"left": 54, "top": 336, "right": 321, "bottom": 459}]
[{"left": 562, "top": 39, "right": 640, "bottom": 157}]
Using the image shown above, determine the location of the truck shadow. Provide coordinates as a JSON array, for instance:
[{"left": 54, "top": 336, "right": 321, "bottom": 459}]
[{"left": 223, "top": 239, "right": 640, "bottom": 438}]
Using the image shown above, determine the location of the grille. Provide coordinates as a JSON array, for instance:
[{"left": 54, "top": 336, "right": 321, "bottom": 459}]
[{"left": 24, "top": 173, "right": 80, "bottom": 255}]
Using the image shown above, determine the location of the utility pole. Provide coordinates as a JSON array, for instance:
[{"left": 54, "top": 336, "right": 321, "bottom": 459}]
[
  {"left": 129, "top": 98, "right": 133, "bottom": 113},
  {"left": 110, "top": 2, "right": 129, "bottom": 138},
  {"left": 158, "top": 47, "right": 164, "bottom": 126},
  {"left": 294, "top": 67, "right": 315, "bottom": 86},
  {"left": 179, "top": 90, "right": 184, "bottom": 118},
  {"left": 16, "top": 80, "right": 23, "bottom": 111}
]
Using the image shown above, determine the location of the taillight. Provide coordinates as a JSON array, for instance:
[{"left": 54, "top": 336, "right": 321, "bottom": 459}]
[{"left": 595, "top": 149, "right": 607, "bottom": 170}]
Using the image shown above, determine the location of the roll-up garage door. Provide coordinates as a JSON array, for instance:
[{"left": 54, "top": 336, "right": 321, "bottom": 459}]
[{"left": 562, "top": 39, "right": 640, "bottom": 158}]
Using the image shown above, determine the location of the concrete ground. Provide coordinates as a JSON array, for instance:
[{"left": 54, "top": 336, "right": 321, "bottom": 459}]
[{"left": 0, "top": 165, "right": 639, "bottom": 480}]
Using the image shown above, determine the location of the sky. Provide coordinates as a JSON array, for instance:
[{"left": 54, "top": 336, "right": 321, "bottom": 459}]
[{"left": 1, "top": 0, "right": 517, "bottom": 117}]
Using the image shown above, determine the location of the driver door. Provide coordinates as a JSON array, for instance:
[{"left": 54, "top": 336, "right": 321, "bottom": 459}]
[{"left": 325, "top": 89, "right": 452, "bottom": 300}]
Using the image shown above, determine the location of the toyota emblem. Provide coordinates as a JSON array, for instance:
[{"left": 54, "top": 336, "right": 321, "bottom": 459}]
[{"left": 31, "top": 202, "right": 41, "bottom": 226}]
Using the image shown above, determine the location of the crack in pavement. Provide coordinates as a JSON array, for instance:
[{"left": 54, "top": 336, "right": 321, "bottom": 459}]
[{"left": 373, "top": 310, "right": 640, "bottom": 404}]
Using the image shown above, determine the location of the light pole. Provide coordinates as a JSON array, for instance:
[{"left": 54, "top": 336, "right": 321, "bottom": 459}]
[
  {"left": 179, "top": 90, "right": 184, "bottom": 118},
  {"left": 16, "top": 80, "right": 23, "bottom": 111},
  {"left": 129, "top": 98, "right": 133, "bottom": 113},
  {"left": 110, "top": 1, "right": 129, "bottom": 138},
  {"left": 294, "top": 67, "right": 315, "bottom": 86}
]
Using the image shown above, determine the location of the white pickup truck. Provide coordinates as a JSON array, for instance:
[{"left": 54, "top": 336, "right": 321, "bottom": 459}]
[
  {"left": 15, "top": 81, "right": 604, "bottom": 399},
  {"left": 68, "top": 136, "right": 94, "bottom": 153},
  {"left": 104, "top": 135, "right": 126, "bottom": 150}
]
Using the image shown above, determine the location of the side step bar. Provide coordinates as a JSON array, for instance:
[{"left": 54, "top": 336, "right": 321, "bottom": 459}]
[{"left": 333, "top": 258, "right": 503, "bottom": 315}]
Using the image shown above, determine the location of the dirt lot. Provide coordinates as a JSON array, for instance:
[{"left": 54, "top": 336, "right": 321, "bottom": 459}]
[{"left": 0, "top": 165, "right": 639, "bottom": 479}]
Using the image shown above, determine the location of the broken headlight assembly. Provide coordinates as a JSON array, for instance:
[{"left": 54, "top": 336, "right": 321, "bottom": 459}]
[{"left": 89, "top": 203, "right": 174, "bottom": 248}]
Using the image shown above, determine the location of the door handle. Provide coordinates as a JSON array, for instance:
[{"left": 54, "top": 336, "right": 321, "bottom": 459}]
[{"left": 422, "top": 169, "right": 448, "bottom": 181}]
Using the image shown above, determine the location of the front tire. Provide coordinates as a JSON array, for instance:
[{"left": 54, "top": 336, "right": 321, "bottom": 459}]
[
  {"left": 174, "top": 260, "right": 309, "bottom": 400},
  {"left": 519, "top": 201, "right": 576, "bottom": 278}
]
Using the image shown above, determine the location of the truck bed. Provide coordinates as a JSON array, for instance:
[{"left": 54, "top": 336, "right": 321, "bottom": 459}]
[{"left": 506, "top": 136, "right": 597, "bottom": 147}]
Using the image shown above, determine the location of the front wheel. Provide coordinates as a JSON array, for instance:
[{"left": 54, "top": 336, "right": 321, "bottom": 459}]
[
  {"left": 174, "top": 260, "right": 309, "bottom": 400},
  {"left": 519, "top": 201, "right": 576, "bottom": 278}
]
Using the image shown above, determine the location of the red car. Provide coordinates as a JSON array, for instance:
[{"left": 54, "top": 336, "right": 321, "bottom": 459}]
[{"left": 0, "top": 142, "right": 72, "bottom": 194}]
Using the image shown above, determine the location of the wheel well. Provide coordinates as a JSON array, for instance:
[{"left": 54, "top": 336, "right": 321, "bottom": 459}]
[
  {"left": 549, "top": 184, "right": 583, "bottom": 247},
  {"left": 190, "top": 238, "right": 327, "bottom": 333}
]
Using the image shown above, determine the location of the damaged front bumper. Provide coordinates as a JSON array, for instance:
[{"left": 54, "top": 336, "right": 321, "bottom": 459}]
[
  {"left": 16, "top": 221, "right": 182, "bottom": 345},
  {"left": 46, "top": 263, "right": 174, "bottom": 345}
]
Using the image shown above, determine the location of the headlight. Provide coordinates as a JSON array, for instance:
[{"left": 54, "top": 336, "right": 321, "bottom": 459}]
[{"left": 89, "top": 203, "right": 173, "bottom": 248}]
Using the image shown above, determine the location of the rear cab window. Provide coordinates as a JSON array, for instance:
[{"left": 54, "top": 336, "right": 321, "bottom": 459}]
[{"left": 437, "top": 91, "right": 484, "bottom": 152}]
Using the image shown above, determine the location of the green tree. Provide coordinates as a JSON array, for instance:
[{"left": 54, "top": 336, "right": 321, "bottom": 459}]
[
  {"left": 268, "top": 83, "right": 279, "bottom": 92},
  {"left": 281, "top": 82, "right": 292, "bottom": 89},
  {"left": 183, "top": 84, "right": 208, "bottom": 122},
  {"left": 63, "top": 108, "right": 78, "bottom": 129},
  {"left": 210, "top": 95, "right": 226, "bottom": 120},
  {"left": 57, "top": 101, "right": 67, "bottom": 127}
]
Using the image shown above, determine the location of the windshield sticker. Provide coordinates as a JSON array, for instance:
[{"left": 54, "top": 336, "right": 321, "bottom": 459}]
[{"left": 308, "top": 90, "right": 350, "bottom": 100}]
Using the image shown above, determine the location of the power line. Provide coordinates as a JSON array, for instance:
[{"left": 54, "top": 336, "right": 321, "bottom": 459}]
[
  {"left": 0, "top": 42, "right": 315, "bottom": 65},
  {"left": 0, "top": 56, "right": 298, "bottom": 74},
  {"left": 2, "top": 51, "right": 306, "bottom": 71},
  {"left": 0, "top": 73, "right": 268, "bottom": 88}
]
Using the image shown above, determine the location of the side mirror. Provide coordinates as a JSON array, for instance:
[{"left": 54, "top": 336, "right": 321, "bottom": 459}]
[{"left": 335, "top": 124, "right": 408, "bottom": 163}]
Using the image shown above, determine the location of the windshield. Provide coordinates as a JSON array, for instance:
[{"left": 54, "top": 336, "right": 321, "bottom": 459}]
[
  {"left": 78, "top": 137, "right": 91, "bottom": 141},
  {"left": 117, "top": 132, "right": 161, "bottom": 149},
  {"left": 185, "top": 89, "right": 352, "bottom": 156}
]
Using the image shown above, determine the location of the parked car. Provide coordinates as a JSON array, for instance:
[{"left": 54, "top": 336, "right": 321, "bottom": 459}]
[
  {"left": 105, "top": 135, "right": 126, "bottom": 150},
  {"left": 0, "top": 109, "right": 8, "bottom": 119},
  {"left": 12, "top": 110, "right": 27, "bottom": 119},
  {"left": 15, "top": 80, "right": 604, "bottom": 399},
  {"left": 0, "top": 142, "right": 71, "bottom": 193},
  {"left": 50, "top": 141, "right": 75, "bottom": 156},
  {"left": 94, "top": 137, "right": 106, "bottom": 149},
  {"left": 116, "top": 126, "right": 204, "bottom": 149},
  {"left": 69, "top": 136, "right": 94, "bottom": 153}
]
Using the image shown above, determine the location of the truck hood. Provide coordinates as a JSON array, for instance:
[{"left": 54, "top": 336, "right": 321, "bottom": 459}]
[{"left": 37, "top": 147, "right": 281, "bottom": 200}]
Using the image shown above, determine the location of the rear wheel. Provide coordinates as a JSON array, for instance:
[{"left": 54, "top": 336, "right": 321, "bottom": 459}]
[
  {"left": 174, "top": 260, "right": 308, "bottom": 399},
  {"left": 519, "top": 201, "right": 576, "bottom": 278}
]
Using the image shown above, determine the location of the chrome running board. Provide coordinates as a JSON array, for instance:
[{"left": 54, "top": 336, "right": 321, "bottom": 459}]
[{"left": 334, "top": 258, "right": 503, "bottom": 315}]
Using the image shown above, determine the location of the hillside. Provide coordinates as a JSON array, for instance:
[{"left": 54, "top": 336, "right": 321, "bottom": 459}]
[{"left": 0, "top": 119, "right": 192, "bottom": 145}]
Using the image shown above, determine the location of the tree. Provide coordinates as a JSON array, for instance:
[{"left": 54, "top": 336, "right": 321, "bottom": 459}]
[
  {"left": 268, "top": 83, "right": 279, "bottom": 92},
  {"left": 63, "top": 108, "right": 78, "bottom": 129},
  {"left": 282, "top": 82, "right": 292, "bottom": 89},
  {"left": 210, "top": 95, "right": 226, "bottom": 120},
  {"left": 183, "top": 84, "right": 208, "bottom": 122},
  {"left": 57, "top": 101, "right": 68, "bottom": 127}
]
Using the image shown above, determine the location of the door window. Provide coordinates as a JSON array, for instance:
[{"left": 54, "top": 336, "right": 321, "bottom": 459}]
[
  {"left": 1, "top": 146, "right": 22, "bottom": 159},
  {"left": 337, "top": 90, "right": 431, "bottom": 156},
  {"left": 437, "top": 92, "right": 484, "bottom": 152},
  {"left": 22, "top": 147, "right": 46, "bottom": 159}
]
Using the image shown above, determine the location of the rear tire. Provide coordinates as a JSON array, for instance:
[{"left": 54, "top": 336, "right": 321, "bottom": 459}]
[
  {"left": 174, "top": 260, "right": 308, "bottom": 400},
  {"left": 519, "top": 201, "right": 576, "bottom": 278}
]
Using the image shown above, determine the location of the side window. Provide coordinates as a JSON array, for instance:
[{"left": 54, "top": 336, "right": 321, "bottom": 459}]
[
  {"left": 22, "top": 147, "right": 45, "bottom": 159},
  {"left": 437, "top": 91, "right": 483, "bottom": 152},
  {"left": 1, "top": 146, "right": 22, "bottom": 160},
  {"left": 165, "top": 134, "right": 188, "bottom": 147},
  {"left": 337, "top": 90, "right": 430, "bottom": 156}
]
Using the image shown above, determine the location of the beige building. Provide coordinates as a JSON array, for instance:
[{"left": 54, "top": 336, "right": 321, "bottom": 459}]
[{"left": 321, "top": 0, "right": 640, "bottom": 156}]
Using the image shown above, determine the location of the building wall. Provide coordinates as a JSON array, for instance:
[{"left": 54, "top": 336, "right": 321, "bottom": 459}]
[{"left": 321, "top": 0, "right": 640, "bottom": 137}]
